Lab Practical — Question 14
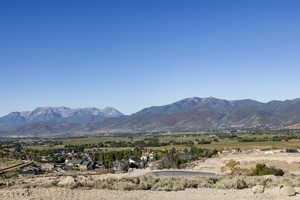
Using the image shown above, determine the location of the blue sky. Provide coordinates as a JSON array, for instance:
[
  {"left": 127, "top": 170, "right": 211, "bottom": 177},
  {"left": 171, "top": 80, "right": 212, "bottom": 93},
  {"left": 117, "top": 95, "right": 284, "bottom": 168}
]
[{"left": 1, "top": 0, "right": 300, "bottom": 116}]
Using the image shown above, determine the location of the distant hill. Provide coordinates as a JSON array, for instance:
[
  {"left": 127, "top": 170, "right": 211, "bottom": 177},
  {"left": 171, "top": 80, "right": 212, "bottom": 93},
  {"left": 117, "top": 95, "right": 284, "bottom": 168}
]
[
  {"left": 0, "top": 106, "right": 123, "bottom": 131},
  {"left": 2, "top": 97, "right": 300, "bottom": 137}
]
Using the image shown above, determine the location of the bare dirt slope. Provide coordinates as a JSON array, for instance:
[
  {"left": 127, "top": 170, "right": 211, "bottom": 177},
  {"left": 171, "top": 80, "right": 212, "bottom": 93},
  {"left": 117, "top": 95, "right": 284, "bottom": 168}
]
[{"left": 191, "top": 152, "right": 300, "bottom": 175}]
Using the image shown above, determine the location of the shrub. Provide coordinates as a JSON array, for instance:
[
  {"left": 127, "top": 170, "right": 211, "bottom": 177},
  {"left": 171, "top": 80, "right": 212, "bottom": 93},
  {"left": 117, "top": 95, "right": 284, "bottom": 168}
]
[
  {"left": 251, "top": 164, "right": 284, "bottom": 176},
  {"left": 113, "top": 182, "right": 137, "bottom": 191},
  {"left": 94, "top": 175, "right": 218, "bottom": 191},
  {"left": 212, "top": 176, "right": 248, "bottom": 189},
  {"left": 160, "top": 150, "right": 181, "bottom": 169},
  {"left": 225, "top": 160, "right": 240, "bottom": 171},
  {"left": 222, "top": 160, "right": 251, "bottom": 175}
]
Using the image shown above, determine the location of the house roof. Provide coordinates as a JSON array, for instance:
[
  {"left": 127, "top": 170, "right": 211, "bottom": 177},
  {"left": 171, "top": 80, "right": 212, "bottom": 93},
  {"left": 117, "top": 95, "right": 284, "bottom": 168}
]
[
  {"left": 81, "top": 161, "right": 92, "bottom": 166},
  {"left": 69, "top": 159, "right": 83, "bottom": 165},
  {"left": 129, "top": 157, "right": 141, "bottom": 162}
]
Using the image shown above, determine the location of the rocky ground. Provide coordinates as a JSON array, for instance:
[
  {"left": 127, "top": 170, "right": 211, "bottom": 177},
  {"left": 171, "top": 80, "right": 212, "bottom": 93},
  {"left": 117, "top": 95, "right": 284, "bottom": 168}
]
[
  {"left": 0, "top": 187, "right": 299, "bottom": 200},
  {"left": 1, "top": 172, "right": 300, "bottom": 200}
]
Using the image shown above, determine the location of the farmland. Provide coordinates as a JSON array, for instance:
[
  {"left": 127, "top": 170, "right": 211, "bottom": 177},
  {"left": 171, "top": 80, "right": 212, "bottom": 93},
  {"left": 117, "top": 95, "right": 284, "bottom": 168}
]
[{"left": 58, "top": 132, "right": 300, "bottom": 151}]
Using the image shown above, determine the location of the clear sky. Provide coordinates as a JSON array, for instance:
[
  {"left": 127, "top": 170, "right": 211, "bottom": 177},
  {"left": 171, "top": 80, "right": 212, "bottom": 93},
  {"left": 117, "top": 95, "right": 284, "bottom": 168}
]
[{"left": 1, "top": 0, "right": 300, "bottom": 116}]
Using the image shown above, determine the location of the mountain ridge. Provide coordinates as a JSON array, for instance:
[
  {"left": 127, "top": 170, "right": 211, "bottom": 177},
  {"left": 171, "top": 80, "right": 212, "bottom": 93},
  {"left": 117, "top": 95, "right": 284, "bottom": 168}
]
[
  {"left": 82, "top": 97, "right": 300, "bottom": 132},
  {"left": 2, "top": 97, "right": 300, "bottom": 137}
]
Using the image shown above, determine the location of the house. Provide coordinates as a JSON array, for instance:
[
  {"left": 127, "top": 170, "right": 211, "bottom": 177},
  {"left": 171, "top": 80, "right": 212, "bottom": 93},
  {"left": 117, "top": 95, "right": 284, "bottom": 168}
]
[
  {"left": 129, "top": 157, "right": 145, "bottom": 168},
  {"left": 53, "top": 167, "right": 65, "bottom": 173},
  {"left": 113, "top": 160, "right": 128, "bottom": 172},
  {"left": 65, "top": 159, "right": 83, "bottom": 167},
  {"left": 94, "top": 161, "right": 105, "bottom": 169},
  {"left": 264, "top": 150, "right": 274, "bottom": 155},
  {"left": 19, "top": 166, "right": 42, "bottom": 175},
  {"left": 140, "top": 152, "right": 155, "bottom": 162},
  {"left": 284, "top": 149, "right": 299, "bottom": 153},
  {"left": 221, "top": 150, "right": 230, "bottom": 153},
  {"left": 231, "top": 148, "right": 241, "bottom": 153},
  {"left": 78, "top": 161, "right": 94, "bottom": 171},
  {"left": 52, "top": 156, "right": 65, "bottom": 164},
  {"left": 141, "top": 155, "right": 149, "bottom": 162},
  {"left": 40, "top": 156, "right": 51, "bottom": 163},
  {"left": 41, "top": 163, "right": 55, "bottom": 172},
  {"left": 62, "top": 165, "right": 73, "bottom": 171},
  {"left": 177, "top": 153, "right": 193, "bottom": 160},
  {"left": 149, "top": 152, "right": 155, "bottom": 160}
]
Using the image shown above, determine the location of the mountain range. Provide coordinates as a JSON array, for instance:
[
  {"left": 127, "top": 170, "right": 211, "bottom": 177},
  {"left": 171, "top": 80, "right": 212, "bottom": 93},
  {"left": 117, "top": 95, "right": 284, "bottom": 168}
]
[
  {"left": 0, "top": 107, "right": 123, "bottom": 132},
  {"left": 83, "top": 97, "right": 300, "bottom": 132},
  {"left": 2, "top": 97, "right": 300, "bottom": 137}
]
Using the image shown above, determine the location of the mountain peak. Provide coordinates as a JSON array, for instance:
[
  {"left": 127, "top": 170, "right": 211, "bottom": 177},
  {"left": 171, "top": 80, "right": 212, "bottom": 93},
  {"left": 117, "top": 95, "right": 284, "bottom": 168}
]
[
  {"left": 181, "top": 97, "right": 225, "bottom": 102},
  {"left": 101, "top": 107, "right": 123, "bottom": 115},
  {"left": 177, "top": 97, "right": 229, "bottom": 107},
  {"left": 182, "top": 97, "right": 202, "bottom": 102}
]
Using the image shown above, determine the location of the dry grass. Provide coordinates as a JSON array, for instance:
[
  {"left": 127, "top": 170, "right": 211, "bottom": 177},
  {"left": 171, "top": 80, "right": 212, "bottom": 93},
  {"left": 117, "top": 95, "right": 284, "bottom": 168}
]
[
  {"left": 91, "top": 175, "right": 300, "bottom": 191},
  {"left": 3, "top": 173, "right": 300, "bottom": 192},
  {"left": 93, "top": 175, "right": 218, "bottom": 191}
]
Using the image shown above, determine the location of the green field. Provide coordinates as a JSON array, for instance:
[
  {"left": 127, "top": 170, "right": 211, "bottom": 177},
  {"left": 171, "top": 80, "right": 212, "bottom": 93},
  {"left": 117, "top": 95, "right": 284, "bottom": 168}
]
[{"left": 22, "top": 133, "right": 300, "bottom": 152}]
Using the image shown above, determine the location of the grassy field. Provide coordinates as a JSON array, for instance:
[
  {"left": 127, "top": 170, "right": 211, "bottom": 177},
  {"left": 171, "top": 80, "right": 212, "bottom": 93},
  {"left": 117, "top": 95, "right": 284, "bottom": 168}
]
[
  {"left": 24, "top": 133, "right": 300, "bottom": 152},
  {"left": 199, "top": 140, "right": 300, "bottom": 150},
  {"left": 26, "top": 145, "right": 65, "bottom": 150}
]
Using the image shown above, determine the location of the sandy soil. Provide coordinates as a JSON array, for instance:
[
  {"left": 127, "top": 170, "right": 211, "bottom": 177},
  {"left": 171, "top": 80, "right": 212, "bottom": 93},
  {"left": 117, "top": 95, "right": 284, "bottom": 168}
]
[{"left": 0, "top": 187, "right": 300, "bottom": 200}]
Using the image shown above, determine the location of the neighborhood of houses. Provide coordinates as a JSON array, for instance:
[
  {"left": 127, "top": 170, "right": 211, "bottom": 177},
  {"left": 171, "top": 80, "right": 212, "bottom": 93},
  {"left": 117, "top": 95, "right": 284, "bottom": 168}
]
[
  {"left": 0, "top": 138, "right": 157, "bottom": 176},
  {"left": 18, "top": 148, "right": 300, "bottom": 176},
  {"left": 16, "top": 151, "right": 155, "bottom": 176},
  {"left": 2, "top": 137, "right": 300, "bottom": 177}
]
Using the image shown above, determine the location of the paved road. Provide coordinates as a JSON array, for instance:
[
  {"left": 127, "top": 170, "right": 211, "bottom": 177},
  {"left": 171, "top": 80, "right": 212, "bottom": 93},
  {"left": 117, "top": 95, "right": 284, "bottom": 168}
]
[{"left": 0, "top": 161, "right": 33, "bottom": 174}]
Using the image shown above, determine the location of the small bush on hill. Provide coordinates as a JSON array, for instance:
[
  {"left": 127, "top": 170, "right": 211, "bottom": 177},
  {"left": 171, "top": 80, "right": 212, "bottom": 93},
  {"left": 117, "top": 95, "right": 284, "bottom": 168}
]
[
  {"left": 251, "top": 164, "right": 284, "bottom": 176},
  {"left": 221, "top": 160, "right": 251, "bottom": 176},
  {"left": 225, "top": 160, "right": 240, "bottom": 171}
]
